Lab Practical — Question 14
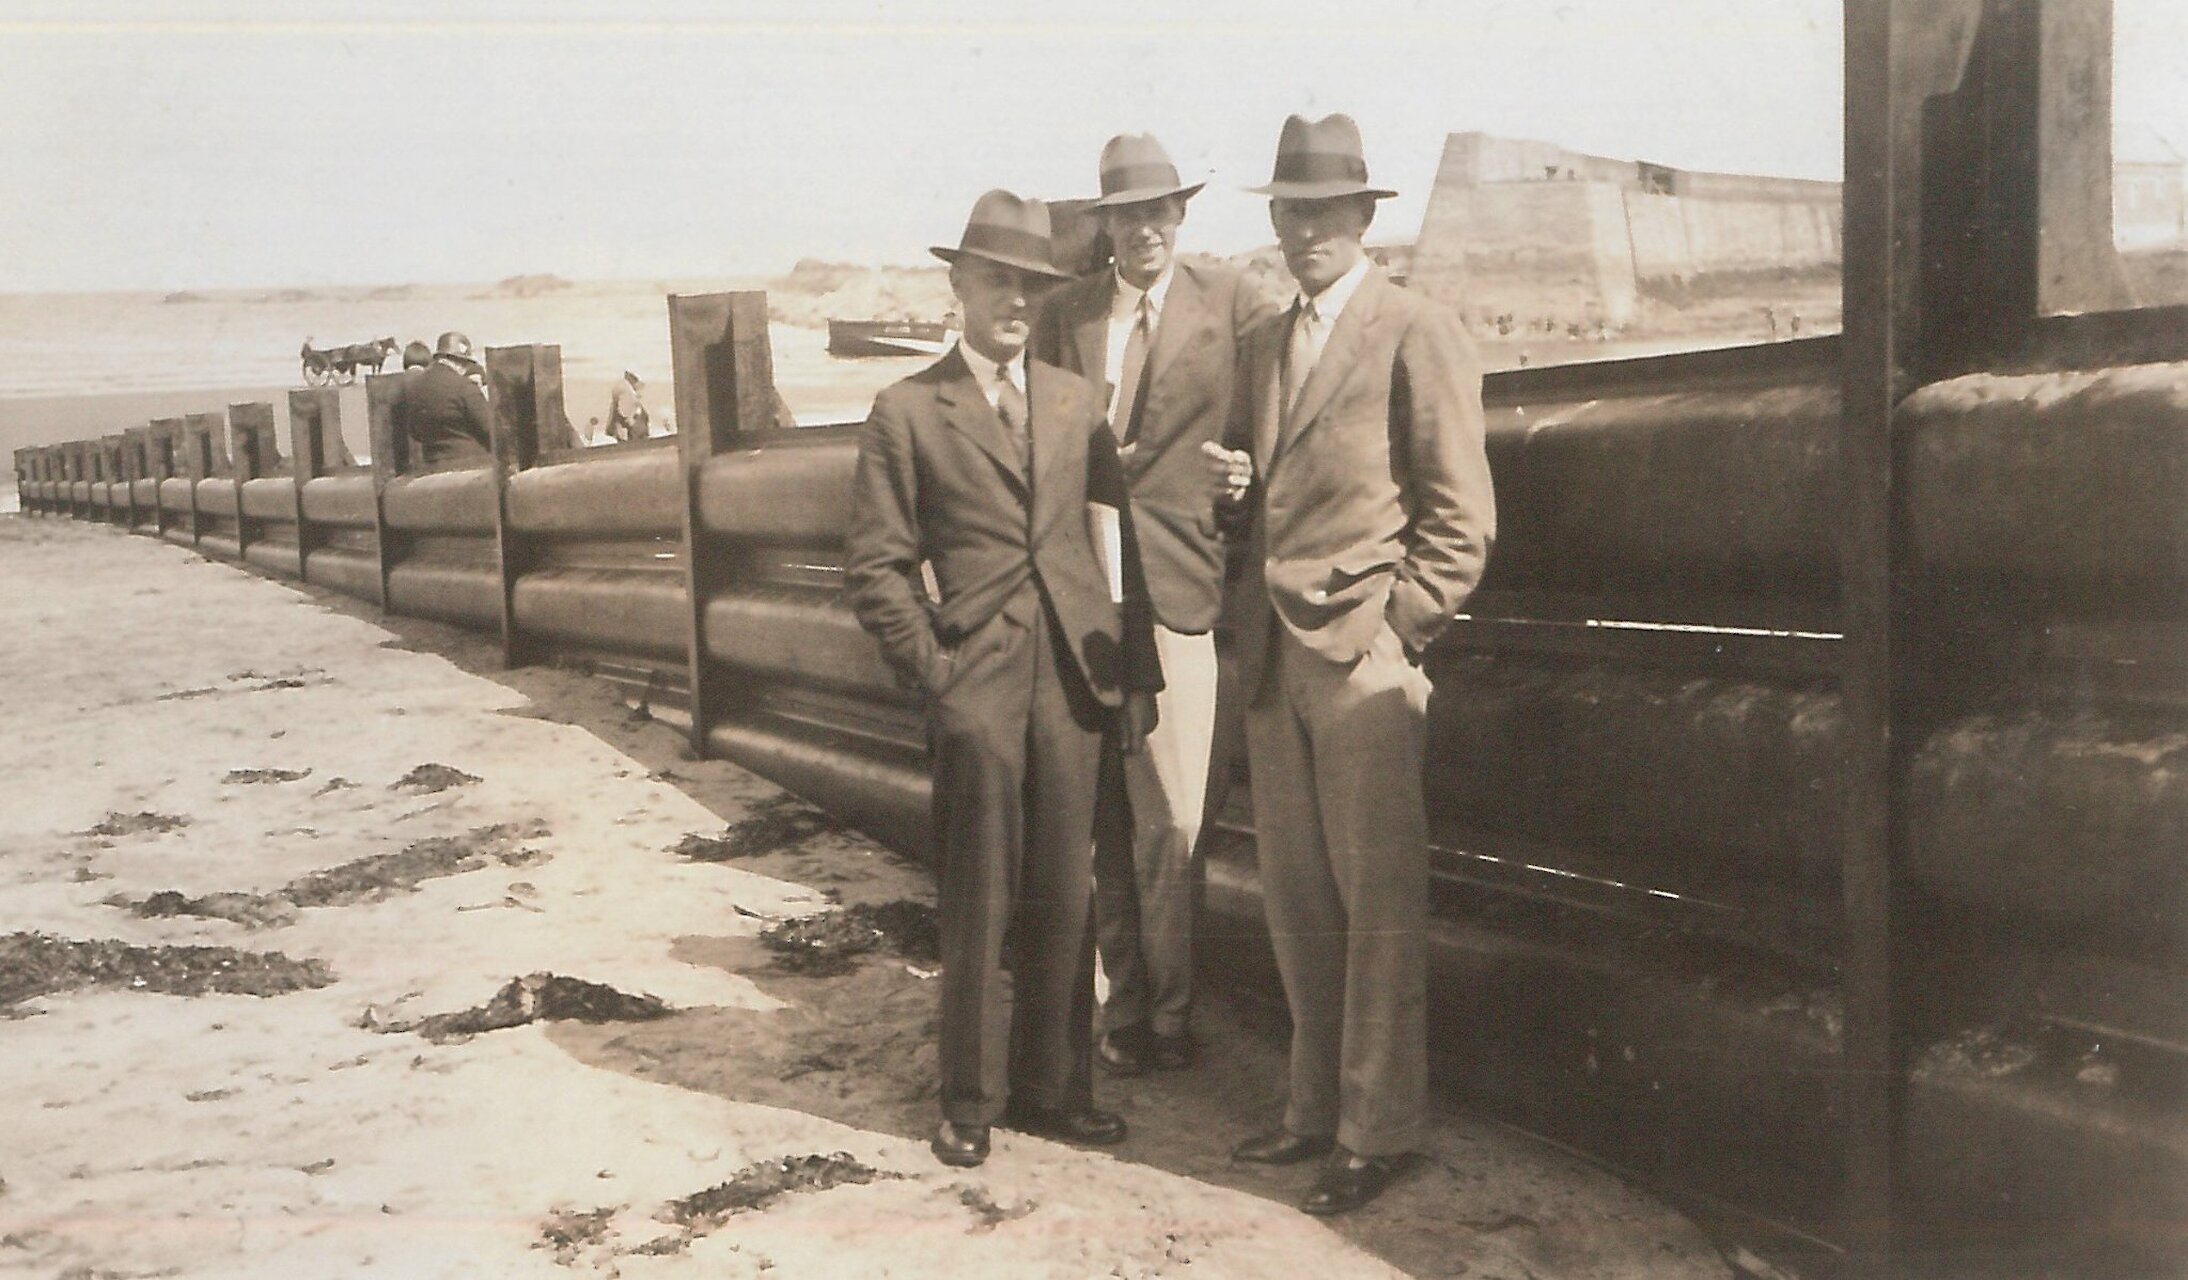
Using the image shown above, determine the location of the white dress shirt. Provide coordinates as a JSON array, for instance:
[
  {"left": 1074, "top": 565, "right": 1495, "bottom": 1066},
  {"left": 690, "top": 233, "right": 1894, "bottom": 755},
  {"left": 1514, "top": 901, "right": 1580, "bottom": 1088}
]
[
  {"left": 954, "top": 340, "right": 1027, "bottom": 413},
  {"left": 1103, "top": 267, "right": 1174, "bottom": 417},
  {"left": 1288, "top": 253, "right": 1373, "bottom": 394}
]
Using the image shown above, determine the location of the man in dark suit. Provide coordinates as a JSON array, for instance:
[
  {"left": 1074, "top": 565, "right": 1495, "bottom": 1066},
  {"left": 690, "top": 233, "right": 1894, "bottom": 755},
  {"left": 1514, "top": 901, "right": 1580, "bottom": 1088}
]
[
  {"left": 1034, "top": 133, "right": 1274, "bottom": 1077},
  {"left": 401, "top": 332, "right": 494, "bottom": 468},
  {"left": 847, "top": 189, "right": 1161, "bottom": 1169},
  {"left": 1209, "top": 114, "right": 1496, "bottom": 1214}
]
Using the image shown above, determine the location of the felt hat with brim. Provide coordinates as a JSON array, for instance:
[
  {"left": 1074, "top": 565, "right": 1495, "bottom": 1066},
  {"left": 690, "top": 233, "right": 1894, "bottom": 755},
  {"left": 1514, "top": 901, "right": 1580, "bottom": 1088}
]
[
  {"left": 1089, "top": 133, "right": 1206, "bottom": 208},
  {"left": 434, "top": 330, "right": 480, "bottom": 365},
  {"left": 930, "top": 189, "right": 1074, "bottom": 279},
  {"left": 1248, "top": 113, "right": 1397, "bottom": 200}
]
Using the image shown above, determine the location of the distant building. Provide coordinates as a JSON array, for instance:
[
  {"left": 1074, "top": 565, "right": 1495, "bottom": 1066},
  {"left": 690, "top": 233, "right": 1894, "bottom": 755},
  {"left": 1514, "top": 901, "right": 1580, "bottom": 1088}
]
[
  {"left": 1410, "top": 132, "right": 1841, "bottom": 328},
  {"left": 2114, "top": 125, "right": 2186, "bottom": 251}
]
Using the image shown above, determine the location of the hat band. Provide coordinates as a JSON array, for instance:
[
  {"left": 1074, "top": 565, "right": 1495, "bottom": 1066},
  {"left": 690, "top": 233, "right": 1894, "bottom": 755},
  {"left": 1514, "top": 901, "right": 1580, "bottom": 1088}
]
[
  {"left": 1270, "top": 151, "right": 1371, "bottom": 185},
  {"left": 1101, "top": 162, "right": 1185, "bottom": 195},
  {"left": 957, "top": 223, "right": 1053, "bottom": 267}
]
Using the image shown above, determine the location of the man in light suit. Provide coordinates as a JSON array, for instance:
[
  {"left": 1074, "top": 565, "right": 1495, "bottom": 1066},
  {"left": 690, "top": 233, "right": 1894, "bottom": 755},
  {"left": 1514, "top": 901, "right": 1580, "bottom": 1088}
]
[
  {"left": 847, "top": 190, "right": 1161, "bottom": 1170},
  {"left": 1034, "top": 133, "right": 1275, "bottom": 1077},
  {"left": 1208, "top": 114, "right": 1495, "bottom": 1214}
]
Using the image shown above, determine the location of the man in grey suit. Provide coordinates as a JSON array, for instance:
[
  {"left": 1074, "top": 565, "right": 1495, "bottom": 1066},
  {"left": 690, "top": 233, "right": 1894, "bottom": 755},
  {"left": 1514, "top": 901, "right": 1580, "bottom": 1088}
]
[
  {"left": 847, "top": 189, "right": 1161, "bottom": 1169},
  {"left": 1034, "top": 133, "right": 1274, "bottom": 1077},
  {"left": 1209, "top": 114, "right": 1495, "bottom": 1214}
]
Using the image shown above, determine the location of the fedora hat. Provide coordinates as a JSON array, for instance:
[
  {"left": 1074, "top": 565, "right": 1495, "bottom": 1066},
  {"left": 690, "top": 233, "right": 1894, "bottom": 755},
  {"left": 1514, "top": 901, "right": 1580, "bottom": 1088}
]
[
  {"left": 930, "top": 189, "right": 1074, "bottom": 279},
  {"left": 434, "top": 331, "right": 479, "bottom": 365},
  {"left": 1248, "top": 113, "right": 1397, "bottom": 200},
  {"left": 1089, "top": 133, "right": 1205, "bottom": 208}
]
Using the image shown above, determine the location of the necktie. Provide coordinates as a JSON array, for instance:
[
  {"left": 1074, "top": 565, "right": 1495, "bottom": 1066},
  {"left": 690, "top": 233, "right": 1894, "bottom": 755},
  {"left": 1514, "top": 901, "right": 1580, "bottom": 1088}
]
[
  {"left": 995, "top": 367, "right": 1029, "bottom": 469},
  {"left": 1282, "top": 297, "right": 1318, "bottom": 418},
  {"left": 1113, "top": 294, "right": 1154, "bottom": 447}
]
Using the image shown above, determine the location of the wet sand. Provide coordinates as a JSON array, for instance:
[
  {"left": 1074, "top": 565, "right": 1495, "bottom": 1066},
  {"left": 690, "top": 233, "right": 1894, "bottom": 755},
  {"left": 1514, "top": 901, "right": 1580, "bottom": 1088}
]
[{"left": 0, "top": 513, "right": 1733, "bottom": 1279}]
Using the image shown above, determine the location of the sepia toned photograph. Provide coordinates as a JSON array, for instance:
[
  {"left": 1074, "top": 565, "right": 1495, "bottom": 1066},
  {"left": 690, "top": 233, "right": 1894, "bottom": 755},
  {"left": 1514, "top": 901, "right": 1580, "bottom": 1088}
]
[{"left": 3, "top": 2, "right": 2184, "bottom": 1276}]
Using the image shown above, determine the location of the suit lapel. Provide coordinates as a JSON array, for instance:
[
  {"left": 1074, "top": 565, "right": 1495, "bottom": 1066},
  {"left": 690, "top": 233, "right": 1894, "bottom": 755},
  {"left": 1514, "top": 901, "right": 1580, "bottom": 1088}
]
[
  {"left": 934, "top": 349, "right": 1028, "bottom": 500},
  {"left": 1276, "top": 270, "right": 1387, "bottom": 461},
  {"left": 1028, "top": 360, "right": 1079, "bottom": 545},
  {"left": 1248, "top": 318, "right": 1284, "bottom": 475},
  {"left": 1144, "top": 266, "right": 1213, "bottom": 418}
]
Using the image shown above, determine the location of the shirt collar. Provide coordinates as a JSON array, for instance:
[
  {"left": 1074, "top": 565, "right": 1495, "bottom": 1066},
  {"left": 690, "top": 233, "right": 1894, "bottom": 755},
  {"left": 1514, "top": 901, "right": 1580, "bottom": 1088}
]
[
  {"left": 1112, "top": 265, "right": 1174, "bottom": 321},
  {"left": 953, "top": 340, "right": 1023, "bottom": 391},
  {"left": 1295, "top": 254, "right": 1372, "bottom": 323}
]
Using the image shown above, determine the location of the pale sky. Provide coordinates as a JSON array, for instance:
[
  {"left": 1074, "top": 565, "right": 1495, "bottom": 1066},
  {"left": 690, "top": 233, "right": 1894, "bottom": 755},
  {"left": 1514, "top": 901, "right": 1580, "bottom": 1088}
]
[{"left": 0, "top": 0, "right": 2180, "bottom": 294}]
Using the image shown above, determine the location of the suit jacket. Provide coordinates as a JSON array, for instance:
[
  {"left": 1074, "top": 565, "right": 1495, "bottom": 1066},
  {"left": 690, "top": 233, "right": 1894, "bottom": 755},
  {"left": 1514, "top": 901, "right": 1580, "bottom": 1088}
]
[
  {"left": 402, "top": 362, "right": 493, "bottom": 466},
  {"left": 1034, "top": 260, "right": 1276, "bottom": 634},
  {"left": 846, "top": 347, "right": 1160, "bottom": 710},
  {"left": 1224, "top": 267, "right": 1495, "bottom": 690}
]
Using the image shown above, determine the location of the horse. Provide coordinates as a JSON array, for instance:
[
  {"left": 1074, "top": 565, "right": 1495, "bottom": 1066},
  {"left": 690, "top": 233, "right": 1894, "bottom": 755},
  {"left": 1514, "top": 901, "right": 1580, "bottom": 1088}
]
[
  {"left": 340, "top": 337, "right": 399, "bottom": 378},
  {"left": 300, "top": 336, "right": 399, "bottom": 385}
]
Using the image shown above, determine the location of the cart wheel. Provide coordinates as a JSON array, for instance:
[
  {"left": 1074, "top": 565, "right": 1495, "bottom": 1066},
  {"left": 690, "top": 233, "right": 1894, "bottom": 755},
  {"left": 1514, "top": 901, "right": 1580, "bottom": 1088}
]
[{"left": 303, "top": 362, "right": 332, "bottom": 387}]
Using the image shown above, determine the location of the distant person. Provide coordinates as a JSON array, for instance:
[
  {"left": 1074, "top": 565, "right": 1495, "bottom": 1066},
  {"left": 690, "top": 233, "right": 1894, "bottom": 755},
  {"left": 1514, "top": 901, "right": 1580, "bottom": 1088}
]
[
  {"left": 1033, "top": 132, "right": 1274, "bottom": 1081},
  {"left": 386, "top": 340, "right": 435, "bottom": 458},
  {"left": 404, "top": 331, "right": 494, "bottom": 467},
  {"left": 607, "top": 370, "right": 650, "bottom": 442}
]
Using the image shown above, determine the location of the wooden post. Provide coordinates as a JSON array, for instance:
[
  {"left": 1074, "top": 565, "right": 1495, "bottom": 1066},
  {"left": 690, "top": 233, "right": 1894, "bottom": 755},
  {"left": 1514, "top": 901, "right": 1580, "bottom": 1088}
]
[
  {"left": 123, "top": 428, "right": 151, "bottom": 531},
  {"left": 100, "top": 434, "right": 127, "bottom": 524},
  {"left": 288, "top": 388, "right": 340, "bottom": 582},
  {"left": 670, "top": 291, "right": 784, "bottom": 756},
  {"left": 365, "top": 372, "right": 407, "bottom": 610},
  {"left": 1839, "top": 0, "right": 1926, "bottom": 1271},
  {"left": 62, "top": 442, "right": 81, "bottom": 520},
  {"left": 483, "top": 344, "right": 569, "bottom": 668},
  {"left": 149, "top": 419, "right": 184, "bottom": 536},
  {"left": 183, "top": 411, "right": 226, "bottom": 546},
  {"left": 229, "top": 405, "right": 260, "bottom": 560}
]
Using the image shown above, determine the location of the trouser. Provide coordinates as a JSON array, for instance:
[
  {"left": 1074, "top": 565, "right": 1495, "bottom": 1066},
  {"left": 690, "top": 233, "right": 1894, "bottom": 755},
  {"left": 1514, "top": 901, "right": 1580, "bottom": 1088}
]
[
  {"left": 1244, "top": 618, "right": 1431, "bottom": 1158},
  {"left": 1094, "top": 625, "right": 1219, "bottom": 1037},
  {"left": 929, "top": 588, "right": 1106, "bottom": 1125}
]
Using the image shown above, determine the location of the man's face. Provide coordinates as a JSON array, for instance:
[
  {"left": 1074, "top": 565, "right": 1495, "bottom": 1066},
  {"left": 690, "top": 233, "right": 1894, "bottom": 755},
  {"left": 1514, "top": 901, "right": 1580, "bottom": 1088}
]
[
  {"left": 1270, "top": 195, "right": 1374, "bottom": 295},
  {"left": 951, "top": 257, "right": 1045, "bottom": 363},
  {"left": 1100, "top": 194, "right": 1186, "bottom": 291}
]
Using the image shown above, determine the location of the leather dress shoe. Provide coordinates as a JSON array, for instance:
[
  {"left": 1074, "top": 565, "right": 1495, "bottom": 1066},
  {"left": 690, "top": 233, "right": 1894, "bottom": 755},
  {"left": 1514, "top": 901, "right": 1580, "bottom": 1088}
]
[
  {"left": 1300, "top": 1150, "right": 1419, "bottom": 1215},
  {"left": 1230, "top": 1127, "right": 1335, "bottom": 1165},
  {"left": 930, "top": 1119, "right": 990, "bottom": 1168},
  {"left": 1001, "top": 1104, "right": 1129, "bottom": 1146},
  {"left": 1097, "top": 1025, "right": 1152, "bottom": 1076}
]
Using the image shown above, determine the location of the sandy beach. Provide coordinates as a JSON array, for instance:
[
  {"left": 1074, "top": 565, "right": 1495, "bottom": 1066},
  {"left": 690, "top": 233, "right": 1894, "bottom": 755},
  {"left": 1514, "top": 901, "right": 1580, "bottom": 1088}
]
[{"left": 0, "top": 511, "right": 1732, "bottom": 1280}]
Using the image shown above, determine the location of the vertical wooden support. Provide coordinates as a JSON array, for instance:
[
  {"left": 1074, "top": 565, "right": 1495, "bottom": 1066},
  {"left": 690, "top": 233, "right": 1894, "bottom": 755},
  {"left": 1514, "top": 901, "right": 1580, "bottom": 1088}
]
[
  {"left": 81, "top": 440, "right": 100, "bottom": 520},
  {"left": 289, "top": 389, "right": 340, "bottom": 583},
  {"left": 124, "top": 428, "right": 151, "bottom": 532},
  {"left": 1840, "top": 0, "right": 1916, "bottom": 1271},
  {"left": 670, "top": 291, "right": 782, "bottom": 755},
  {"left": 81, "top": 440, "right": 101, "bottom": 521},
  {"left": 484, "top": 344, "right": 568, "bottom": 668},
  {"left": 184, "top": 411, "right": 225, "bottom": 546},
  {"left": 63, "top": 442, "right": 82, "bottom": 520},
  {"left": 365, "top": 372, "right": 406, "bottom": 610},
  {"left": 229, "top": 405, "right": 260, "bottom": 560},
  {"left": 101, "top": 434, "right": 127, "bottom": 524},
  {"left": 149, "top": 419, "right": 184, "bottom": 536}
]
